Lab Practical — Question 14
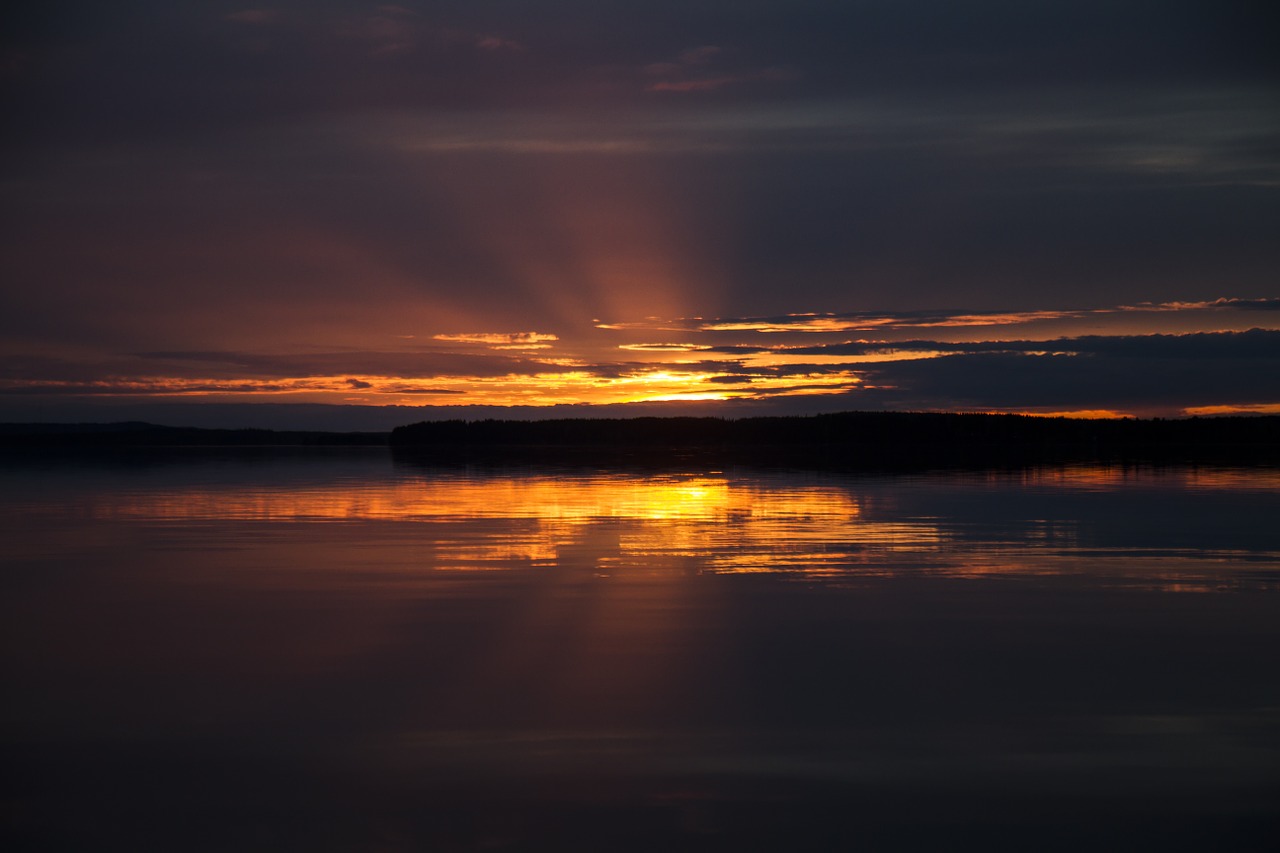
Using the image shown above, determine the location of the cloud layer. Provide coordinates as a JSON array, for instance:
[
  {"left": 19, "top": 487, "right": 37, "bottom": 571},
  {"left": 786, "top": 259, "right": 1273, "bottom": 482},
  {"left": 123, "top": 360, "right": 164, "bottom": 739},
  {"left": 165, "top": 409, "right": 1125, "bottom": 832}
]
[
  {"left": 2, "top": 3, "right": 1277, "bottom": 425},
  {"left": 2, "top": 297, "right": 1277, "bottom": 419}
]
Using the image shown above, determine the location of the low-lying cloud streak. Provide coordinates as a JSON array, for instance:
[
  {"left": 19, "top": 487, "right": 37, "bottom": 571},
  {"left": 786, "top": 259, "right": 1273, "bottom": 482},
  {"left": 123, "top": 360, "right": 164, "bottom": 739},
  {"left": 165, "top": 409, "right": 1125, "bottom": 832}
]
[{"left": 2, "top": 297, "right": 1277, "bottom": 420}]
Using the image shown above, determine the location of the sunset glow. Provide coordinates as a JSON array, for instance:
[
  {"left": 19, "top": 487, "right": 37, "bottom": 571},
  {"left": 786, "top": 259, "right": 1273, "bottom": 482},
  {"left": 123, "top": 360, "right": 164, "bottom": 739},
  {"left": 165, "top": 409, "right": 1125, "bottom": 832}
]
[
  {"left": 5, "top": 7, "right": 1278, "bottom": 852},
  {"left": 68, "top": 471, "right": 955, "bottom": 576},
  {"left": 2, "top": 299, "right": 1275, "bottom": 419},
  {"left": 51, "top": 465, "right": 1278, "bottom": 581},
  {"left": 1, "top": 2, "right": 1276, "bottom": 428}
]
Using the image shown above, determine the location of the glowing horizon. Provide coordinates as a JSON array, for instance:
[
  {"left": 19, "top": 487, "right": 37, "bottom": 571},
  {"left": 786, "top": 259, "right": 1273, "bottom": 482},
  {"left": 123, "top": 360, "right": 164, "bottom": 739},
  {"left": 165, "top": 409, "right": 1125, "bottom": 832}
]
[
  {"left": 3, "top": 4, "right": 1276, "bottom": 429},
  {"left": 2, "top": 298, "right": 1276, "bottom": 420}
]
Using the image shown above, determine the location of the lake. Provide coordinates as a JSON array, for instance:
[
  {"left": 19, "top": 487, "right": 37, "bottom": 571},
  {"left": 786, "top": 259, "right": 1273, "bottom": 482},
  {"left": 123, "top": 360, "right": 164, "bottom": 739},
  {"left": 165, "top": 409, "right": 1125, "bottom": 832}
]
[{"left": 3, "top": 450, "right": 1279, "bottom": 850}]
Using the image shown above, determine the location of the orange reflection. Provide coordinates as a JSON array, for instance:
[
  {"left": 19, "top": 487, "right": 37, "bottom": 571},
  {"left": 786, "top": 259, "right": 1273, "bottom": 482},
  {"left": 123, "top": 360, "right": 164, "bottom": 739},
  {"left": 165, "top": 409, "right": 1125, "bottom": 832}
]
[
  {"left": 1009, "top": 465, "right": 1280, "bottom": 491},
  {"left": 77, "top": 468, "right": 1279, "bottom": 588},
  {"left": 89, "top": 473, "right": 944, "bottom": 575},
  {"left": 93, "top": 474, "right": 852, "bottom": 523}
]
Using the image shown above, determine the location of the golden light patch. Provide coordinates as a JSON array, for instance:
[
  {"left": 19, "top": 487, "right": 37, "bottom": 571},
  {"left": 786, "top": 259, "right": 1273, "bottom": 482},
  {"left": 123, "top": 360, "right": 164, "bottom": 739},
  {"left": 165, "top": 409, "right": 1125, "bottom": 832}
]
[
  {"left": 1018, "top": 409, "right": 1132, "bottom": 419},
  {"left": 617, "top": 343, "right": 709, "bottom": 352},
  {"left": 909, "top": 310, "right": 1082, "bottom": 327},
  {"left": 1182, "top": 403, "right": 1280, "bottom": 416},
  {"left": 0, "top": 363, "right": 868, "bottom": 407},
  {"left": 700, "top": 316, "right": 895, "bottom": 333},
  {"left": 739, "top": 350, "right": 949, "bottom": 368},
  {"left": 433, "top": 332, "right": 559, "bottom": 346}
]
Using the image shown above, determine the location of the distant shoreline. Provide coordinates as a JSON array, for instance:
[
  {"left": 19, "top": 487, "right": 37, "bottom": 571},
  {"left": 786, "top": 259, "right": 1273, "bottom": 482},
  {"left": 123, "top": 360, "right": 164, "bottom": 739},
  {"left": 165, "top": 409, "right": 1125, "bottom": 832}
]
[
  {"left": 0, "top": 422, "right": 388, "bottom": 448},
  {"left": 4, "top": 412, "right": 1277, "bottom": 469},
  {"left": 390, "top": 411, "right": 1280, "bottom": 469}
]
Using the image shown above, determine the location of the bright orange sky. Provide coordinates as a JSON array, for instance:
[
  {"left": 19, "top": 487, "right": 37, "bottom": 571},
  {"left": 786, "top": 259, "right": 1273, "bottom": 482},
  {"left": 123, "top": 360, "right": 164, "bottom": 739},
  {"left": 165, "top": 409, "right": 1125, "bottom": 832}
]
[{"left": 3, "top": 297, "right": 1276, "bottom": 422}]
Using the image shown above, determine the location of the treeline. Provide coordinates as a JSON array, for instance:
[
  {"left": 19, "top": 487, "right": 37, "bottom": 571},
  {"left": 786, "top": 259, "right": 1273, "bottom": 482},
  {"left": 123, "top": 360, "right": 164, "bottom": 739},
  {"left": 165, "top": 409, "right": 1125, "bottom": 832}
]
[
  {"left": 390, "top": 412, "right": 1280, "bottom": 468},
  {"left": 6, "top": 413, "right": 1277, "bottom": 466},
  {"left": 0, "top": 422, "right": 388, "bottom": 447}
]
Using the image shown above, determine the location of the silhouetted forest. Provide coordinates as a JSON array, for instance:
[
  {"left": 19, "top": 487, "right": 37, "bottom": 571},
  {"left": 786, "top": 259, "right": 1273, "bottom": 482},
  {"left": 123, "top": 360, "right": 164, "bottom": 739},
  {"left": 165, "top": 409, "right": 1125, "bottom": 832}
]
[
  {"left": 5, "top": 413, "right": 1278, "bottom": 469},
  {"left": 390, "top": 412, "right": 1280, "bottom": 469},
  {"left": 0, "top": 422, "right": 387, "bottom": 448}
]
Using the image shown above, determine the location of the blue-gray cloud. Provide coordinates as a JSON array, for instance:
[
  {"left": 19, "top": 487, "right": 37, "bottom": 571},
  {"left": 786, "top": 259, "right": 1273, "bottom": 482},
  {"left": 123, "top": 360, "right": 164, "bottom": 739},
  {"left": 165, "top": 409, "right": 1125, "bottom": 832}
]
[{"left": 776, "top": 328, "right": 1280, "bottom": 358}]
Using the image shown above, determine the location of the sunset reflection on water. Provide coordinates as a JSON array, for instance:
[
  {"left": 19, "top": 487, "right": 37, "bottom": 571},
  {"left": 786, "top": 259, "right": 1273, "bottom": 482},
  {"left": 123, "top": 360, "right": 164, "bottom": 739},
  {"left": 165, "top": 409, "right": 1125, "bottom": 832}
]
[
  {"left": 87, "top": 472, "right": 850, "bottom": 522},
  {"left": 3, "top": 455, "right": 1280, "bottom": 851},
  {"left": 74, "top": 471, "right": 942, "bottom": 576},
  {"left": 9, "top": 461, "right": 1270, "bottom": 587}
]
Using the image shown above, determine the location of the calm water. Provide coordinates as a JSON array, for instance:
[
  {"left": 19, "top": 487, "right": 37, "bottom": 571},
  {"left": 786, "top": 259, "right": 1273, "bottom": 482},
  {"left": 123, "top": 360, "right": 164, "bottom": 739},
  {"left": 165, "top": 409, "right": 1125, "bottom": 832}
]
[{"left": 3, "top": 450, "right": 1279, "bottom": 851}]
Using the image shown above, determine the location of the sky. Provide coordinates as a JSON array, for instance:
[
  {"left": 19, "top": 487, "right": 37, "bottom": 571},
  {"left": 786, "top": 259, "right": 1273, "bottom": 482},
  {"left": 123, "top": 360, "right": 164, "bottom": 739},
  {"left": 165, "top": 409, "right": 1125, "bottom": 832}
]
[{"left": 2, "top": 1, "right": 1278, "bottom": 429}]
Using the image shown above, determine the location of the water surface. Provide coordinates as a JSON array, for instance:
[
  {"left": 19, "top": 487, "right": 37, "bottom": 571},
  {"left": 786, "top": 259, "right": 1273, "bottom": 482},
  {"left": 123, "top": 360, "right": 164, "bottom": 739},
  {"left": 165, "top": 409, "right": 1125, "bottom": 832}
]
[{"left": 4, "top": 451, "right": 1279, "bottom": 850}]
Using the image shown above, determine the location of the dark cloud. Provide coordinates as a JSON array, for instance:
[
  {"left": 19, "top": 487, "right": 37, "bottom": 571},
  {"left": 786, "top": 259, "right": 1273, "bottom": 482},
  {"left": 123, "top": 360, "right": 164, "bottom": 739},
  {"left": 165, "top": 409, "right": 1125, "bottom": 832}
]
[
  {"left": 1220, "top": 297, "right": 1280, "bottom": 311},
  {"left": 1047, "top": 329, "right": 1280, "bottom": 359},
  {"left": 2, "top": 2, "right": 1277, "bottom": 426},
  {"left": 4, "top": 2, "right": 1275, "bottom": 145},
  {"left": 696, "top": 329, "right": 1280, "bottom": 415},
  {"left": 855, "top": 344, "right": 1280, "bottom": 415},
  {"left": 126, "top": 349, "right": 580, "bottom": 380},
  {"left": 782, "top": 329, "right": 1280, "bottom": 358},
  {"left": 0, "top": 349, "right": 580, "bottom": 390},
  {"left": 0, "top": 380, "right": 301, "bottom": 396}
]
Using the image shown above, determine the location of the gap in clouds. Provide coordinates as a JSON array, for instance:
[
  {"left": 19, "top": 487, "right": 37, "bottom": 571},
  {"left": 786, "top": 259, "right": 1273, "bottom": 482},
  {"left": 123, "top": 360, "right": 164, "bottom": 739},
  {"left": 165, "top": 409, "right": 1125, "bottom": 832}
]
[{"left": 2, "top": 298, "right": 1276, "bottom": 422}]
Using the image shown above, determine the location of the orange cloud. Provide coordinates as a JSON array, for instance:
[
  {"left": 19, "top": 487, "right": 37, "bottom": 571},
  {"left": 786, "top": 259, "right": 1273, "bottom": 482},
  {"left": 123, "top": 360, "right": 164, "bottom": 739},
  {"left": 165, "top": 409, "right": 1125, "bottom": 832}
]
[
  {"left": 433, "top": 332, "right": 559, "bottom": 348},
  {"left": 1182, "top": 403, "right": 1280, "bottom": 416},
  {"left": 700, "top": 316, "right": 896, "bottom": 333},
  {"left": 617, "top": 343, "right": 709, "bottom": 352},
  {"left": 908, "top": 310, "right": 1084, "bottom": 328},
  {"left": 1017, "top": 409, "right": 1131, "bottom": 419}
]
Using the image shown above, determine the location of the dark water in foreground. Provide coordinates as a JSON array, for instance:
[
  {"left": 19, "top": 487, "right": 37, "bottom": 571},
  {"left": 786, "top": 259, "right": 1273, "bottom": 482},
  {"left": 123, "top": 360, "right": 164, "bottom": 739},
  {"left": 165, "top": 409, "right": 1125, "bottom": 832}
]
[{"left": 3, "top": 451, "right": 1279, "bottom": 851}]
